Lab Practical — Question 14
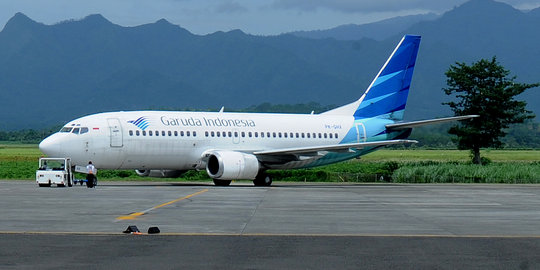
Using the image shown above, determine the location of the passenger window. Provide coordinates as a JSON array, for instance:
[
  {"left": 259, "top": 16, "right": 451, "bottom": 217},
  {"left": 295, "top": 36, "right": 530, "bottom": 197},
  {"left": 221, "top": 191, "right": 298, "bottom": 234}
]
[
  {"left": 136, "top": 130, "right": 140, "bottom": 136},
  {"left": 255, "top": 132, "right": 258, "bottom": 138},
  {"left": 216, "top": 132, "right": 220, "bottom": 137},
  {"left": 318, "top": 133, "right": 322, "bottom": 138},
  {"left": 211, "top": 131, "right": 215, "bottom": 137},
  {"left": 261, "top": 132, "right": 264, "bottom": 138},
  {"left": 149, "top": 131, "right": 153, "bottom": 136},
  {"left": 155, "top": 130, "right": 159, "bottom": 136},
  {"left": 205, "top": 131, "right": 209, "bottom": 137},
  {"left": 248, "top": 132, "right": 252, "bottom": 138},
  {"left": 174, "top": 131, "right": 178, "bottom": 136},
  {"left": 142, "top": 131, "right": 146, "bottom": 136},
  {"left": 290, "top": 133, "right": 293, "bottom": 138},
  {"left": 188, "top": 131, "right": 192, "bottom": 136},
  {"left": 80, "top": 127, "right": 89, "bottom": 134},
  {"left": 180, "top": 131, "right": 184, "bottom": 136},
  {"left": 162, "top": 131, "right": 166, "bottom": 136},
  {"left": 273, "top": 132, "right": 276, "bottom": 138},
  {"left": 335, "top": 133, "right": 339, "bottom": 139},
  {"left": 307, "top": 133, "right": 310, "bottom": 138},
  {"left": 129, "top": 130, "right": 133, "bottom": 136},
  {"left": 267, "top": 132, "right": 271, "bottom": 137},
  {"left": 241, "top": 132, "right": 245, "bottom": 137},
  {"left": 296, "top": 133, "right": 299, "bottom": 138},
  {"left": 72, "top": 128, "right": 80, "bottom": 134},
  {"left": 324, "top": 133, "right": 327, "bottom": 138},
  {"left": 329, "top": 133, "right": 332, "bottom": 139},
  {"left": 302, "top": 133, "right": 305, "bottom": 138},
  {"left": 234, "top": 132, "right": 238, "bottom": 137},
  {"left": 168, "top": 131, "right": 172, "bottom": 136},
  {"left": 228, "top": 131, "right": 232, "bottom": 137}
]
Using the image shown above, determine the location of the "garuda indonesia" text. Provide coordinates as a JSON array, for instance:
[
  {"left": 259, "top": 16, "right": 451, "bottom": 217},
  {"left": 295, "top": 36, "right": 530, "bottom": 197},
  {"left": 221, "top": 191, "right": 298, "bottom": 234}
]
[{"left": 161, "top": 116, "right": 256, "bottom": 128}]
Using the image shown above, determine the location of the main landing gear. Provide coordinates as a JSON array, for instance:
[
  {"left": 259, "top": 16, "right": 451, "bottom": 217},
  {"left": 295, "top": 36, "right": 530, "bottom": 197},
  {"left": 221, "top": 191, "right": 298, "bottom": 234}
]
[
  {"left": 212, "top": 172, "right": 273, "bottom": 187},
  {"left": 253, "top": 172, "right": 272, "bottom": 187}
]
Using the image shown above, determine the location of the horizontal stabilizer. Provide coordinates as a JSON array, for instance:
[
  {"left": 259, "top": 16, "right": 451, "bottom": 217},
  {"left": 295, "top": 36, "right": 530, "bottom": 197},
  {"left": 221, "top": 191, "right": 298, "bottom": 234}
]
[
  {"left": 385, "top": 115, "right": 479, "bottom": 130},
  {"left": 253, "top": 140, "right": 417, "bottom": 156}
]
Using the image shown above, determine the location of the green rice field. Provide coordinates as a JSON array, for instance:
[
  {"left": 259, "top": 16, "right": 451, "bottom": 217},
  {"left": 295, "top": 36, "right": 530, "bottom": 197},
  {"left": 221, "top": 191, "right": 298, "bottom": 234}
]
[{"left": 1, "top": 143, "right": 539, "bottom": 183}]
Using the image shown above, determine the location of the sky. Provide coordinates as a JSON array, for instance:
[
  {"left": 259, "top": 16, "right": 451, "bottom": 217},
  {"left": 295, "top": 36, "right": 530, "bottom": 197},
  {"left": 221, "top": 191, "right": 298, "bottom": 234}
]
[{"left": 1, "top": 0, "right": 539, "bottom": 35}]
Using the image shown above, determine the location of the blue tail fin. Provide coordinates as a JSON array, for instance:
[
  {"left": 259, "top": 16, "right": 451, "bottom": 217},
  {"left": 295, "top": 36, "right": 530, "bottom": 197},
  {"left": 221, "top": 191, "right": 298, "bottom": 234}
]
[{"left": 353, "top": 35, "right": 421, "bottom": 120}]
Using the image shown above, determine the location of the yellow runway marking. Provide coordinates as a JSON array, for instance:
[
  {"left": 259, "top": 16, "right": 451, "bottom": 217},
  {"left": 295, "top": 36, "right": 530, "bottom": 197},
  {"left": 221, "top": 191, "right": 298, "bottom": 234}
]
[{"left": 116, "top": 189, "right": 208, "bottom": 220}]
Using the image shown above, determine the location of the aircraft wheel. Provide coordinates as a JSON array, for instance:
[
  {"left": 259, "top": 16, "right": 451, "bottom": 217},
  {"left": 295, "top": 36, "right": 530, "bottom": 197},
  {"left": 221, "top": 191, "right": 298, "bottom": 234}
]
[
  {"left": 57, "top": 184, "right": 65, "bottom": 187},
  {"left": 253, "top": 173, "right": 272, "bottom": 187},
  {"left": 213, "top": 179, "right": 231, "bottom": 186}
]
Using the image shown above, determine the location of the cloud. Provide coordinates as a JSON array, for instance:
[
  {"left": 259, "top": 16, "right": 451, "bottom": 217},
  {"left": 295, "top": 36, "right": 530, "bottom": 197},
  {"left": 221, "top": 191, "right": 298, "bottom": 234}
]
[
  {"left": 271, "top": 0, "right": 468, "bottom": 13},
  {"left": 215, "top": 1, "right": 248, "bottom": 13}
]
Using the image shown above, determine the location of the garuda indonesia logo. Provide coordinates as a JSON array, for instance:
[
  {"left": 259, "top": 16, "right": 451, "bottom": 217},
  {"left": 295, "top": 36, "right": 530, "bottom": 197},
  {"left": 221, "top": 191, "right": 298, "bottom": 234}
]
[{"left": 128, "top": 117, "right": 150, "bottom": 131}]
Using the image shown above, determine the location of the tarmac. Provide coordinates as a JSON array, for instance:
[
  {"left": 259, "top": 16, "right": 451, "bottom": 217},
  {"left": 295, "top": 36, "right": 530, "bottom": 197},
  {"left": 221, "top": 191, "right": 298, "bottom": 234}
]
[{"left": 1, "top": 180, "right": 540, "bottom": 269}]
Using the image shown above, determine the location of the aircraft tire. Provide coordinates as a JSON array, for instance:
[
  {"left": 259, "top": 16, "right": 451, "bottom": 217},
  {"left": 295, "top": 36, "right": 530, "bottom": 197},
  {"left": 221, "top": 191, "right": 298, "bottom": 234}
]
[
  {"left": 213, "top": 179, "right": 232, "bottom": 186},
  {"left": 253, "top": 173, "right": 272, "bottom": 187}
]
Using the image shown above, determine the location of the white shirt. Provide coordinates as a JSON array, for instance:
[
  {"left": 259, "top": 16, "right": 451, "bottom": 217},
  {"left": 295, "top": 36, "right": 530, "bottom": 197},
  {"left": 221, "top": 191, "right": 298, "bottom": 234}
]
[{"left": 86, "top": 164, "right": 97, "bottom": 175}]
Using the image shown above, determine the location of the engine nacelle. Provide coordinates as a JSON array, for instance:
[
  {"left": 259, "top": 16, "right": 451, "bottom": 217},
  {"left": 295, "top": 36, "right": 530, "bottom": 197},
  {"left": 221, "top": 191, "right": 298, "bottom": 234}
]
[
  {"left": 135, "top": 170, "right": 185, "bottom": 178},
  {"left": 205, "top": 151, "right": 260, "bottom": 180}
]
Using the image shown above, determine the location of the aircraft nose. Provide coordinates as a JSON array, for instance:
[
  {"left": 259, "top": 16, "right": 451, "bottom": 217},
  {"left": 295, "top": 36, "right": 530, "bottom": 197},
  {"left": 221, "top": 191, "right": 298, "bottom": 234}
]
[{"left": 39, "top": 135, "right": 63, "bottom": 157}]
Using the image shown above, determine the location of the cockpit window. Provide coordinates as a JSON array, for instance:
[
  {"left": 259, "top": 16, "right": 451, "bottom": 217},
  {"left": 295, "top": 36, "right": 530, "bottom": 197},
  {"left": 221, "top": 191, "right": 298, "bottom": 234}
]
[
  {"left": 72, "top": 128, "right": 80, "bottom": 134},
  {"left": 80, "top": 127, "right": 89, "bottom": 134},
  {"left": 60, "top": 127, "right": 73, "bottom": 133}
]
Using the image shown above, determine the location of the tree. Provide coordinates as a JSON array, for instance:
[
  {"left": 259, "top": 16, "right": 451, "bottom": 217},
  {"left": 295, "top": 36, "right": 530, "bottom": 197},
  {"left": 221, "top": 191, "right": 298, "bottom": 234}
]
[{"left": 443, "top": 57, "right": 539, "bottom": 164}]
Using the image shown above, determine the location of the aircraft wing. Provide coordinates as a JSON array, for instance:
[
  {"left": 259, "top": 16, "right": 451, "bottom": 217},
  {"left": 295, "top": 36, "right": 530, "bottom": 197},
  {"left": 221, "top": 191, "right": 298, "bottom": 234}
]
[
  {"left": 253, "top": 139, "right": 417, "bottom": 156},
  {"left": 385, "top": 115, "right": 479, "bottom": 130}
]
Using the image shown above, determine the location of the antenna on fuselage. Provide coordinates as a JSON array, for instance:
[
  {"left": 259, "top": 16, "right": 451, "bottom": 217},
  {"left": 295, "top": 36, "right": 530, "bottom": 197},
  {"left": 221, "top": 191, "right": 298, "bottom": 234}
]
[{"left": 219, "top": 106, "right": 225, "bottom": 113}]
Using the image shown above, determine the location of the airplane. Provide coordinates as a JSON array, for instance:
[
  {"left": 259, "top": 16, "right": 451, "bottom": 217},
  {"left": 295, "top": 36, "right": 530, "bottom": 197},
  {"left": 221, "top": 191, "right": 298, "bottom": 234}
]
[{"left": 39, "top": 35, "right": 477, "bottom": 186}]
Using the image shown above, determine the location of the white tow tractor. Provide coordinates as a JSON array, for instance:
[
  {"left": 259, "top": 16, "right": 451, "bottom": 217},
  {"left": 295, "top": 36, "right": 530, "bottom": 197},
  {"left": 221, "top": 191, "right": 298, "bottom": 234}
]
[{"left": 36, "top": 158, "right": 74, "bottom": 187}]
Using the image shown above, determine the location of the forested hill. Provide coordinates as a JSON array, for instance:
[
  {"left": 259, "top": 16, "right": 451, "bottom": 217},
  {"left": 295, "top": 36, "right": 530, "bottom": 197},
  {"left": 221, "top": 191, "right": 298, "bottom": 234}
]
[{"left": 0, "top": 0, "right": 539, "bottom": 130}]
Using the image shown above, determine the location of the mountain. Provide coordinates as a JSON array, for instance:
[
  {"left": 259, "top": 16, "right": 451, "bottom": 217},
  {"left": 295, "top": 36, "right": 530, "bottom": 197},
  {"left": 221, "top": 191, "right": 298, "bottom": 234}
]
[
  {"left": 289, "top": 13, "right": 439, "bottom": 41},
  {"left": 0, "top": 13, "right": 384, "bottom": 129},
  {"left": 399, "top": 0, "right": 540, "bottom": 119},
  {"left": 0, "top": 0, "right": 539, "bottom": 130}
]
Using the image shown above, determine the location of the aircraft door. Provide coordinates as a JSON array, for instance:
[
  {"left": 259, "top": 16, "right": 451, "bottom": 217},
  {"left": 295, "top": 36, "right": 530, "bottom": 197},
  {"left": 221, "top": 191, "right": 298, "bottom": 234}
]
[
  {"left": 355, "top": 122, "right": 366, "bottom": 143},
  {"left": 107, "top": 118, "right": 123, "bottom": 147}
]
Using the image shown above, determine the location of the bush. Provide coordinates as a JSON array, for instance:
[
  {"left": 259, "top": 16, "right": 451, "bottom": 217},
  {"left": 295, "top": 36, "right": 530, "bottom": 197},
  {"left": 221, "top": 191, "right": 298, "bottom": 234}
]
[{"left": 392, "top": 162, "right": 540, "bottom": 183}]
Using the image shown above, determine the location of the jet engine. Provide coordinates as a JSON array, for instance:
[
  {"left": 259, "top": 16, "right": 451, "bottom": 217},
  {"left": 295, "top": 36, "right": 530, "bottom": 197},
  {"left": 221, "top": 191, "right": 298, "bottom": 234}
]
[
  {"left": 205, "top": 151, "right": 260, "bottom": 180},
  {"left": 135, "top": 170, "right": 186, "bottom": 178}
]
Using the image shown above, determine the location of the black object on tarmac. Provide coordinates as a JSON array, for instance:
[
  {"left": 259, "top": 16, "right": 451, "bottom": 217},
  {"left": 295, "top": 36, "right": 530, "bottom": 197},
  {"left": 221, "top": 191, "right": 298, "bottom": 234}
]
[
  {"left": 148, "top": 227, "right": 160, "bottom": 234},
  {"left": 123, "top": 225, "right": 140, "bottom": 233}
]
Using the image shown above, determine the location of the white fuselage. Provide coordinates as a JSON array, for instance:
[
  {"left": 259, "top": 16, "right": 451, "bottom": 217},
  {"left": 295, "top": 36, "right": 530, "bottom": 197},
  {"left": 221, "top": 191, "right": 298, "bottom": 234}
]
[{"left": 39, "top": 111, "right": 359, "bottom": 170}]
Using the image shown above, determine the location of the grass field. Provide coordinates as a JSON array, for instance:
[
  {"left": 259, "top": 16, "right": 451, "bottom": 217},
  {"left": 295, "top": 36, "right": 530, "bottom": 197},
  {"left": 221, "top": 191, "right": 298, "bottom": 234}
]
[{"left": 1, "top": 144, "right": 539, "bottom": 183}]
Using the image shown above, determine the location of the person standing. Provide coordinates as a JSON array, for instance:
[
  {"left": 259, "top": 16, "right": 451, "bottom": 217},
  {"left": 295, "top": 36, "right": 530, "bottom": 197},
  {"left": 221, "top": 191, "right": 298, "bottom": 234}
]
[{"left": 86, "top": 161, "right": 97, "bottom": 188}]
